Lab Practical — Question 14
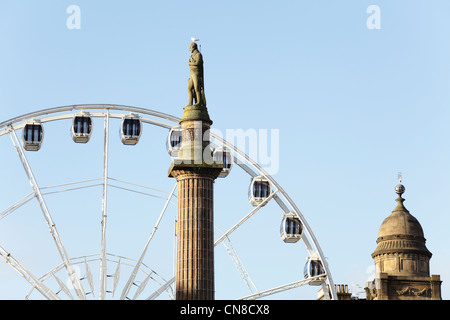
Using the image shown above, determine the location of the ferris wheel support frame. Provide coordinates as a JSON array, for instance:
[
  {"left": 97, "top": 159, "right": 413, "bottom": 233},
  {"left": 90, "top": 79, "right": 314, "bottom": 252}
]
[
  {"left": 0, "top": 245, "right": 60, "bottom": 300},
  {"left": 0, "top": 104, "right": 337, "bottom": 300},
  {"left": 8, "top": 127, "right": 87, "bottom": 300},
  {"left": 119, "top": 183, "right": 177, "bottom": 300},
  {"left": 209, "top": 137, "right": 337, "bottom": 300}
]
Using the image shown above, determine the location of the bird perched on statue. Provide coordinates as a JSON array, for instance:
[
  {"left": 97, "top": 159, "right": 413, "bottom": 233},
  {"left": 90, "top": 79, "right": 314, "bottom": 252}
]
[{"left": 191, "top": 37, "right": 199, "bottom": 42}]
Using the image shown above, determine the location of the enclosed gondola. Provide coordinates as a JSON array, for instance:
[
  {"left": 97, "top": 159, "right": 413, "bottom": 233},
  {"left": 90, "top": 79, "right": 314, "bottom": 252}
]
[
  {"left": 304, "top": 257, "right": 325, "bottom": 285},
  {"left": 72, "top": 113, "right": 93, "bottom": 143},
  {"left": 23, "top": 122, "right": 44, "bottom": 151},
  {"left": 213, "top": 146, "right": 233, "bottom": 178},
  {"left": 167, "top": 126, "right": 183, "bottom": 157},
  {"left": 121, "top": 114, "right": 142, "bottom": 145},
  {"left": 280, "top": 211, "right": 303, "bottom": 243},
  {"left": 248, "top": 175, "right": 272, "bottom": 207}
]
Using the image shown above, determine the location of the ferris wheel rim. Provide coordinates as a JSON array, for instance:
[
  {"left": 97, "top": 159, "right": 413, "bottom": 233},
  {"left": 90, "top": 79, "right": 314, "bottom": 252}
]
[
  {"left": 0, "top": 104, "right": 337, "bottom": 300},
  {"left": 0, "top": 104, "right": 179, "bottom": 131}
]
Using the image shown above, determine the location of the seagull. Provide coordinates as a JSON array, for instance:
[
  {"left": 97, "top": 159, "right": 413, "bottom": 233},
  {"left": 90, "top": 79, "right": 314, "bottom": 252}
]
[{"left": 191, "top": 37, "right": 199, "bottom": 42}]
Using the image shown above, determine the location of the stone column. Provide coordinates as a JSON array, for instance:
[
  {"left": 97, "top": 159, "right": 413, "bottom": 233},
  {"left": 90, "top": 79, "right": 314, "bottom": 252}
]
[
  {"left": 168, "top": 105, "right": 223, "bottom": 300},
  {"left": 170, "top": 169, "right": 217, "bottom": 299}
]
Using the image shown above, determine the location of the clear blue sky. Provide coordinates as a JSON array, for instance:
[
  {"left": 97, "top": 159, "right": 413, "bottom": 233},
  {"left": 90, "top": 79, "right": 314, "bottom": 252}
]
[{"left": 0, "top": 0, "right": 449, "bottom": 300}]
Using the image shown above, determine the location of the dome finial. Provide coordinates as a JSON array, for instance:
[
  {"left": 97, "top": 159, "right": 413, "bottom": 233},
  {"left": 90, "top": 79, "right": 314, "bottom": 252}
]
[{"left": 395, "top": 172, "right": 405, "bottom": 197}]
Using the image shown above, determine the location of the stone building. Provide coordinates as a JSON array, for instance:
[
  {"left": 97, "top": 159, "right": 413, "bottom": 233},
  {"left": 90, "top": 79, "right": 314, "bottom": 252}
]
[
  {"left": 364, "top": 179, "right": 442, "bottom": 300},
  {"left": 318, "top": 178, "right": 443, "bottom": 300}
]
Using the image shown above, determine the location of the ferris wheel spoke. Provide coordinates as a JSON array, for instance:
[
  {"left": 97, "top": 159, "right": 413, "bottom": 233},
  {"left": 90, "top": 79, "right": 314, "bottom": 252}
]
[
  {"left": 39, "top": 178, "right": 103, "bottom": 196},
  {"left": 40, "top": 178, "right": 103, "bottom": 190},
  {"left": 0, "top": 245, "right": 60, "bottom": 300},
  {"left": 100, "top": 112, "right": 110, "bottom": 300},
  {"left": 214, "top": 190, "right": 278, "bottom": 247},
  {"left": 53, "top": 272, "right": 74, "bottom": 299},
  {"left": 131, "top": 272, "right": 153, "bottom": 300},
  {"left": 238, "top": 276, "right": 325, "bottom": 300},
  {"left": 120, "top": 183, "right": 177, "bottom": 300},
  {"left": 41, "top": 183, "right": 104, "bottom": 196},
  {"left": 84, "top": 257, "right": 95, "bottom": 297},
  {"left": 9, "top": 128, "right": 87, "bottom": 300},
  {"left": 111, "top": 257, "right": 121, "bottom": 297},
  {"left": 218, "top": 231, "right": 258, "bottom": 295},
  {"left": 0, "top": 191, "right": 35, "bottom": 220},
  {"left": 145, "top": 276, "right": 175, "bottom": 300},
  {"left": 108, "top": 177, "right": 176, "bottom": 197},
  {"left": 108, "top": 184, "right": 176, "bottom": 203}
]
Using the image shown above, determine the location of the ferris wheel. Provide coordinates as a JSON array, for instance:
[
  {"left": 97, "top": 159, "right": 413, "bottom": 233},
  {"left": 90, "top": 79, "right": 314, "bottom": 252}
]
[{"left": 0, "top": 104, "right": 337, "bottom": 300}]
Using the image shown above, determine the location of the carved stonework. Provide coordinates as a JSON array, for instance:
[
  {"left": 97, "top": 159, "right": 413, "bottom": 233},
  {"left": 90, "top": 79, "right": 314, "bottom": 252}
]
[
  {"left": 393, "top": 285, "right": 431, "bottom": 298},
  {"left": 365, "top": 284, "right": 377, "bottom": 300},
  {"left": 170, "top": 168, "right": 222, "bottom": 181},
  {"left": 182, "top": 127, "right": 193, "bottom": 142}
]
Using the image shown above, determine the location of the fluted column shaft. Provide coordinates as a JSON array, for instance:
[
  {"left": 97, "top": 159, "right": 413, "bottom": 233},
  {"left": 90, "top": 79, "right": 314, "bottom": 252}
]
[{"left": 172, "top": 170, "right": 216, "bottom": 300}]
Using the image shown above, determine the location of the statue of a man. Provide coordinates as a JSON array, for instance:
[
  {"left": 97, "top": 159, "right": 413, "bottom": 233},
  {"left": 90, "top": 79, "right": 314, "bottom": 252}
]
[{"left": 187, "top": 42, "right": 206, "bottom": 106}]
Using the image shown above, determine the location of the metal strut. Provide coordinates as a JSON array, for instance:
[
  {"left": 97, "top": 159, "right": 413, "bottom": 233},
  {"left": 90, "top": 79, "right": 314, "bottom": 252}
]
[
  {"left": 214, "top": 190, "right": 278, "bottom": 246},
  {"left": 221, "top": 235, "right": 258, "bottom": 294},
  {"left": 9, "top": 128, "right": 87, "bottom": 300},
  {"left": 100, "top": 111, "right": 110, "bottom": 300},
  {"left": 120, "top": 183, "right": 177, "bottom": 300},
  {"left": 238, "top": 276, "right": 326, "bottom": 300},
  {"left": 146, "top": 190, "right": 278, "bottom": 300},
  {"left": 0, "top": 245, "right": 60, "bottom": 300}
]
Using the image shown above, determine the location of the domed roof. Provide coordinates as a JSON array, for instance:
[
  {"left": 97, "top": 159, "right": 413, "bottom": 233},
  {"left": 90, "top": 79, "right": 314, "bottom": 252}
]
[
  {"left": 372, "top": 181, "right": 431, "bottom": 259},
  {"left": 377, "top": 197, "right": 424, "bottom": 239}
]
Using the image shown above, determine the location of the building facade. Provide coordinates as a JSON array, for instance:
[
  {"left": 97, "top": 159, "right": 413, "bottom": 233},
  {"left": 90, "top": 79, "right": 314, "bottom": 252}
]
[{"left": 364, "top": 179, "right": 442, "bottom": 300}]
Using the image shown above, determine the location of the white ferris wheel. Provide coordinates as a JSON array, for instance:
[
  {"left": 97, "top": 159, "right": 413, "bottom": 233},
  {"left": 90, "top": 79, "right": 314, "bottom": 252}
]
[{"left": 0, "top": 104, "right": 337, "bottom": 300}]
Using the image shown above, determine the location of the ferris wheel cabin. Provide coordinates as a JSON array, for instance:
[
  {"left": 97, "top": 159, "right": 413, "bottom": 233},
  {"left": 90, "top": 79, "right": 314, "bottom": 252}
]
[
  {"left": 213, "top": 146, "right": 233, "bottom": 178},
  {"left": 22, "top": 122, "right": 44, "bottom": 151},
  {"left": 167, "top": 126, "right": 183, "bottom": 157},
  {"left": 72, "top": 114, "right": 93, "bottom": 143},
  {"left": 121, "top": 115, "right": 142, "bottom": 145},
  {"left": 248, "top": 175, "right": 271, "bottom": 206},
  {"left": 304, "top": 257, "right": 325, "bottom": 285},
  {"left": 280, "top": 212, "right": 303, "bottom": 243}
]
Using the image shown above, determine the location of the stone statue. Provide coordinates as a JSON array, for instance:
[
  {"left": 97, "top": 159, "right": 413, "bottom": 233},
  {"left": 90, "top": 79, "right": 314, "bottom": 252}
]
[{"left": 187, "top": 42, "right": 206, "bottom": 106}]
